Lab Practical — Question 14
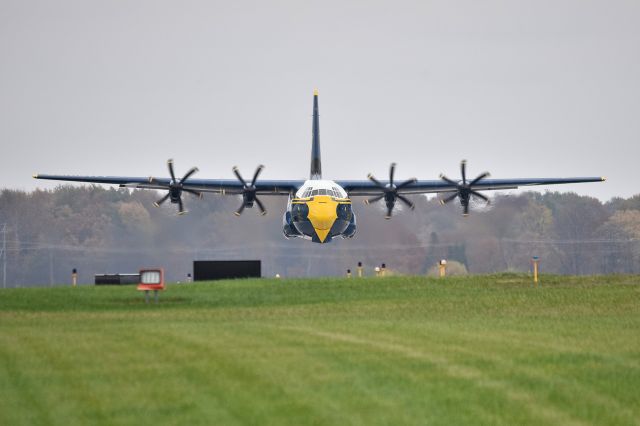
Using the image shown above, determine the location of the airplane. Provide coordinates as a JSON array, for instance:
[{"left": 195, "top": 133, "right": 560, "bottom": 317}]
[{"left": 34, "top": 89, "right": 605, "bottom": 244}]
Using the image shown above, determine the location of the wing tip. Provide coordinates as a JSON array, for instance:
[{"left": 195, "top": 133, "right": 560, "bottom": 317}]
[
  {"left": 313, "top": 88, "right": 319, "bottom": 96},
  {"left": 32, "top": 174, "right": 39, "bottom": 179},
  {"left": 601, "top": 176, "right": 607, "bottom": 182}
]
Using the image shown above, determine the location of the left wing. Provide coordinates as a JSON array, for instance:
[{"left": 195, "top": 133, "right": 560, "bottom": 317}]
[
  {"left": 339, "top": 160, "right": 604, "bottom": 196},
  {"left": 338, "top": 176, "right": 606, "bottom": 196},
  {"left": 337, "top": 161, "right": 604, "bottom": 217}
]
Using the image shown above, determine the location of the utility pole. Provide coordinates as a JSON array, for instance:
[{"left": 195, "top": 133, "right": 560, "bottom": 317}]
[
  {"left": 49, "top": 249, "right": 54, "bottom": 287},
  {"left": 1, "top": 223, "right": 6, "bottom": 288}
]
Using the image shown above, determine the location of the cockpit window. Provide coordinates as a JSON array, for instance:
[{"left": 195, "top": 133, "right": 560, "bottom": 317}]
[{"left": 300, "top": 186, "right": 344, "bottom": 198}]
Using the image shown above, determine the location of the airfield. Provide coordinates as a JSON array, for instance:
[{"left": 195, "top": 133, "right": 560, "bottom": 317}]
[{"left": 0, "top": 274, "right": 638, "bottom": 425}]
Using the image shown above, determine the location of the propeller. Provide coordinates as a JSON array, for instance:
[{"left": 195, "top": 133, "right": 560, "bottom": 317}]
[
  {"left": 232, "top": 165, "right": 267, "bottom": 216},
  {"left": 364, "top": 163, "right": 417, "bottom": 219},
  {"left": 150, "top": 159, "right": 202, "bottom": 215},
  {"left": 439, "top": 160, "right": 490, "bottom": 216}
]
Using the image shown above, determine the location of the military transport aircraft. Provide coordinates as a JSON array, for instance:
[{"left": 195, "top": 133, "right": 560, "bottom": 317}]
[{"left": 34, "top": 90, "right": 605, "bottom": 243}]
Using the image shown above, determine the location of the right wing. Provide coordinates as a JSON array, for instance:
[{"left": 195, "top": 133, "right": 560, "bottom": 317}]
[{"left": 33, "top": 174, "right": 302, "bottom": 195}]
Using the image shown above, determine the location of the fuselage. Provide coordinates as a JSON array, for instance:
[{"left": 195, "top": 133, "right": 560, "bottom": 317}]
[
  {"left": 280, "top": 90, "right": 357, "bottom": 243},
  {"left": 282, "top": 179, "right": 356, "bottom": 243}
]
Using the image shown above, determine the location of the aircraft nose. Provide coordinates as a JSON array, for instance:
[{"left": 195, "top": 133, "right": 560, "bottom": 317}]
[{"left": 307, "top": 195, "right": 338, "bottom": 242}]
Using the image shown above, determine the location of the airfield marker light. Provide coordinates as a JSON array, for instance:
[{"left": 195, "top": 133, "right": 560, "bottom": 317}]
[
  {"left": 439, "top": 260, "right": 447, "bottom": 278},
  {"left": 357, "top": 262, "right": 363, "bottom": 278},
  {"left": 381, "top": 263, "right": 386, "bottom": 277},
  {"left": 275, "top": 273, "right": 281, "bottom": 279},
  {"left": 347, "top": 269, "right": 352, "bottom": 278},
  {"left": 137, "top": 269, "right": 165, "bottom": 304},
  {"left": 72, "top": 268, "right": 77, "bottom": 287},
  {"left": 532, "top": 256, "right": 540, "bottom": 287},
  {"left": 374, "top": 266, "right": 381, "bottom": 277},
  {"left": 186, "top": 273, "right": 192, "bottom": 283}
]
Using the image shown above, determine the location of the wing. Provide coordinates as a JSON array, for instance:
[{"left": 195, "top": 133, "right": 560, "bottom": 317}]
[
  {"left": 338, "top": 177, "right": 606, "bottom": 196},
  {"left": 33, "top": 174, "right": 302, "bottom": 195}
]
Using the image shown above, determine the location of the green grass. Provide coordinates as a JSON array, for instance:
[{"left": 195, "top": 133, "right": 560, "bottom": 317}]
[{"left": 1, "top": 274, "right": 639, "bottom": 426}]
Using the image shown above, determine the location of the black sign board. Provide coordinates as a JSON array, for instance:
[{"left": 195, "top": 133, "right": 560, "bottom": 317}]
[
  {"left": 95, "top": 274, "right": 140, "bottom": 285},
  {"left": 193, "top": 260, "right": 261, "bottom": 281}
]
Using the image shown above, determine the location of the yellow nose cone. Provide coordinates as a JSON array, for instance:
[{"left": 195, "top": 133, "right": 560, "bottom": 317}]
[{"left": 307, "top": 195, "right": 338, "bottom": 243}]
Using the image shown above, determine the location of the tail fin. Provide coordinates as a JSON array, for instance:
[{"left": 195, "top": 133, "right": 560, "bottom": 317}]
[{"left": 310, "top": 89, "right": 322, "bottom": 179}]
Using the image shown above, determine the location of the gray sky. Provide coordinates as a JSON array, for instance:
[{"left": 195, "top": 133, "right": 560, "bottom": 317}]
[{"left": 1, "top": 0, "right": 638, "bottom": 201}]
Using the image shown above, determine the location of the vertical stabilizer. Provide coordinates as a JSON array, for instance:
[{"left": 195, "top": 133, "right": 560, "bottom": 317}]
[{"left": 310, "top": 89, "right": 322, "bottom": 179}]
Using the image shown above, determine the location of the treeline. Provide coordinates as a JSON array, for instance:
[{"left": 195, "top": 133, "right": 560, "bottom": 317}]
[{"left": 0, "top": 186, "right": 638, "bottom": 286}]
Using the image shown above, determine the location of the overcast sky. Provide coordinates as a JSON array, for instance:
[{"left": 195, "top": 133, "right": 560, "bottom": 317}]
[{"left": 1, "top": 0, "right": 638, "bottom": 200}]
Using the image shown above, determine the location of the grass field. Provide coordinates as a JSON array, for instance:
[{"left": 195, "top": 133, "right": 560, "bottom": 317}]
[{"left": 0, "top": 274, "right": 639, "bottom": 425}]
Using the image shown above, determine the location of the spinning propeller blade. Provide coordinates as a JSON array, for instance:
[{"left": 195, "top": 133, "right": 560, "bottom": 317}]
[
  {"left": 364, "top": 163, "right": 417, "bottom": 219},
  {"left": 150, "top": 159, "right": 201, "bottom": 215},
  {"left": 439, "top": 160, "right": 491, "bottom": 216},
  {"left": 232, "top": 165, "right": 267, "bottom": 216}
]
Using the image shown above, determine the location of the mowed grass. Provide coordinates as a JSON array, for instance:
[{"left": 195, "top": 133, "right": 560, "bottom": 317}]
[{"left": 1, "top": 275, "right": 639, "bottom": 426}]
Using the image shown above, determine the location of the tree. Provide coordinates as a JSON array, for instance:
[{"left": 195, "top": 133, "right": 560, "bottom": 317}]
[
  {"left": 543, "top": 192, "right": 610, "bottom": 274},
  {"left": 596, "top": 210, "right": 640, "bottom": 273}
]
